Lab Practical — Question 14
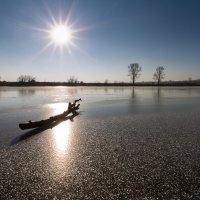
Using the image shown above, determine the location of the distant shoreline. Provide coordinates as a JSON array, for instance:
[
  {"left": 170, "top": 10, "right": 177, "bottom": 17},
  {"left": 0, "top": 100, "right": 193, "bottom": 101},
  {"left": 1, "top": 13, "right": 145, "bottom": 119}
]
[{"left": 0, "top": 80, "right": 200, "bottom": 87}]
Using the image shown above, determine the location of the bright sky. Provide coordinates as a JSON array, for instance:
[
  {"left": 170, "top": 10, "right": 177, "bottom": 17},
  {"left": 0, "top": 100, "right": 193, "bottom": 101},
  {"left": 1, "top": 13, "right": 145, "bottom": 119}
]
[{"left": 0, "top": 0, "right": 200, "bottom": 82}]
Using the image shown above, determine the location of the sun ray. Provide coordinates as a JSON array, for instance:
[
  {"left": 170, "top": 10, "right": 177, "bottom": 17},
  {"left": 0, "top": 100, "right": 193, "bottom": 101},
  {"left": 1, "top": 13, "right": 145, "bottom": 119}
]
[
  {"left": 28, "top": 41, "right": 53, "bottom": 62},
  {"left": 15, "top": 1, "right": 95, "bottom": 58},
  {"left": 42, "top": 0, "right": 58, "bottom": 26}
]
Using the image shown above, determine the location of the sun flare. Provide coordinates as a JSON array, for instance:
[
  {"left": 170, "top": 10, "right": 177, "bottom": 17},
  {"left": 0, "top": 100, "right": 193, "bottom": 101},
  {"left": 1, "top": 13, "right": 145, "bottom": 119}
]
[
  {"left": 50, "top": 25, "right": 72, "bottom": 46},
  {"left": 32, "top": 12, "right": 87, "bottom": 56}
]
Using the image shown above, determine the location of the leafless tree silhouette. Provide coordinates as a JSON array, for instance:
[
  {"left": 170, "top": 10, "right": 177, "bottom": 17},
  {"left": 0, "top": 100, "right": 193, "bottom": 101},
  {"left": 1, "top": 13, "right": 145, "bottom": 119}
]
[
  {"left": 17, "top": 75, "right": 36, "bottom": 83},
  {"left": 153, "top": 66, "right": 165, "bottom": 85},
  {"left": 128, "top": 63, "right": 142, "bottom": 86},
  {"left": 68, "top": 76, "right": 78, "bottom": 84}
]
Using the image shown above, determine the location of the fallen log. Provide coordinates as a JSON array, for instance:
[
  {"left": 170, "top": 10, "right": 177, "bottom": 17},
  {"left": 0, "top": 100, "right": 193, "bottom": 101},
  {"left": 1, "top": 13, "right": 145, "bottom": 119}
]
[{"left": 19, "top": 98, "right": 81, "bottom": 130}]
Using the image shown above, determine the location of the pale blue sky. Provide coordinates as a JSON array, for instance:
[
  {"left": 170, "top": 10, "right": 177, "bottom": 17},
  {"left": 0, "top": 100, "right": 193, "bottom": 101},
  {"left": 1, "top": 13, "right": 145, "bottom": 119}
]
[{"left": 0, "top": 0, "right": 200, "bottom": 82}]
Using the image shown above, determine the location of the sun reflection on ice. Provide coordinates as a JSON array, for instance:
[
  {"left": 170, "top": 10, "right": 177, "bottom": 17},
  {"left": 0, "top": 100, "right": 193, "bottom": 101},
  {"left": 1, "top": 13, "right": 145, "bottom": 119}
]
[
  {"left": 47, "top": 102, "right": 75, "bottom": 180},
  {"left": 48, "top": 103, "right": 72, "bottom": 155},
  {"left": 53, "top": 121, "right": 71, "bottom": 154},
  {"left": 49, "top": 102, "right": 69, "bottom": 115}
]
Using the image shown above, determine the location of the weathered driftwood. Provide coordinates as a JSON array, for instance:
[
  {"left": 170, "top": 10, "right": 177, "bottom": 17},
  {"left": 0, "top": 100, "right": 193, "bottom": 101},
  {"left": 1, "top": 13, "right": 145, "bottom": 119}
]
[{"left": 19, "top": 98, "right": 82, "bottom": 130}]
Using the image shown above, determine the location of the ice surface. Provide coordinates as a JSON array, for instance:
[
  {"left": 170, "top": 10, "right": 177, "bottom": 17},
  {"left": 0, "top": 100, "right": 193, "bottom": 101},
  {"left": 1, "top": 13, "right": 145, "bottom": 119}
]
[{"left": 0, "top": 87, "right": 200, "bottom": 199}]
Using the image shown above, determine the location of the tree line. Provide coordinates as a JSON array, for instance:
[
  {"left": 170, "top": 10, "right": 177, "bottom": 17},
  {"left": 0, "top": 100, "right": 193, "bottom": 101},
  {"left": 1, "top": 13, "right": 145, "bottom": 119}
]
[
  {"left": 17, "top": 75, "right": 36, "bottom": 83},
  {"left": 10, "top": 64, "right": 166, "bottom": 86},
  {"left": 1, "top": 63, "right": 199, "bottom": 86},
  {"left": 128, "top": 63, "right": 165, "bottom": 86}
]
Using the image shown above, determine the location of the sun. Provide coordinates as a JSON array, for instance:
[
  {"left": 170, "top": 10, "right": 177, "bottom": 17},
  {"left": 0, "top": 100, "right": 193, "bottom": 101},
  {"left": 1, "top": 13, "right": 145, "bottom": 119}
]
[
  {"left": 31, "top": 12, "right": 88, "bottom": 55},
  {"left": 36, "top": 20, "right": 79, "bottom": 56},
  {"left": 50, "top": 24, "right": 72, "bottom": 46}
]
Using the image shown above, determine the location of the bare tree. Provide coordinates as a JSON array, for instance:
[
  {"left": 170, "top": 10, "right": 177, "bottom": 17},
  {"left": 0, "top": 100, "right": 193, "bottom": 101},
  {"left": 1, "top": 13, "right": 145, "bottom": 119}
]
[
  {"left": 128, "top": 63, "right": 142, "bottom": 86},
  {"left": 26, "top": 75, "right": 36, "bottom": 83},
  {"left": 153, "top": 66, "right": 165, "bottom": 85},
  {"left": 104, "top": 79, "right": 109, "bottom": 84},
  {"left": 68, "top": 76, "right": 78, "bottom": 84},
  {"left": 17, "top": 75, "right": 36, "bottom": 83},
  {"left": 17, "top": 75, "right": 26, "bottom": 82}
]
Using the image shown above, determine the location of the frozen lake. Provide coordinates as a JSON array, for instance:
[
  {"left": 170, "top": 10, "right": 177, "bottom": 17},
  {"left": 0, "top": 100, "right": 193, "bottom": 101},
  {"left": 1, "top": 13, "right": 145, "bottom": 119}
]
[{"left": 0, "top": 86, "right": 200, "bottom": 199}]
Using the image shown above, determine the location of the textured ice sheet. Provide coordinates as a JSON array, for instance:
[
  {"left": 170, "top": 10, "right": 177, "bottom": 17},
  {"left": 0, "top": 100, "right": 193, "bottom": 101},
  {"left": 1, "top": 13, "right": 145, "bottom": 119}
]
[{"left": 1, "top": 110, "right": 200, "bottom": 199}]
